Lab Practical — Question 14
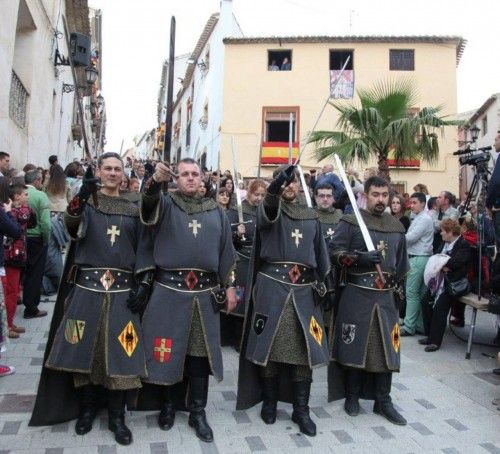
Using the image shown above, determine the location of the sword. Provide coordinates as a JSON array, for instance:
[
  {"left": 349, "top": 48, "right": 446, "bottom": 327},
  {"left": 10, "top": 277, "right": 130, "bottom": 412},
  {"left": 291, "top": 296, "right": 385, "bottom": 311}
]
[
  {"left": 296, "top": 165, "right": 312, "bottom": 208},
  {"left": 295, "top": 56, "right": 351, "bottom": 166},
  {"left": 333, "top": 154, "right": 386, "bottom": 288},
  {"left": 231, "top": 137, "right": 246, "bottom": 241}
]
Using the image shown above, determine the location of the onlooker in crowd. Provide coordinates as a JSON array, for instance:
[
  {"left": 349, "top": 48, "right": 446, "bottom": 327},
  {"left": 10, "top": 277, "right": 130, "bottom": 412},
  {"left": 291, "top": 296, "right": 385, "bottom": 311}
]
[
  {"left": 2, "top": 183, "right": 35, "bottom": 338},
  {"left": 413, "top": 183, "right": 430, "bottom": 211},
  {"left": 402, "top": 193, "right": 411, "bottom": 211},
  {"left": 401, "top": 192, "right": 434, "bottom": 337},
  {"left": 198, "top": 181, "right": 208, "bottom": 197},
  {"left": 390, "top": 194, "right": 410, "bottom": 232},
  {"left": 268, "top": 60, "right": 279, "bottom": 71},
  {"left": 44, "top": 165, "right": 70, "bottom": 295},
  {"left": 356, "top": 167, "right": 377, "bottom": 209},
  {"left": 222, "top": 177, "right": 235, "bottom": 199},
  {"left": 23, "top": 170, "right": 51, "bottom": 319},
  {"left": 420, "top": 218, "right": 471, "bottom": 351},
  {"left": 237, "top": 180, "right": 247, "bottom": 201},
  {"left": 0, "top": 152, "right": 10, "bottom": 177},
  {"left": 432, "top": 191, "right": 458, "bottom": 253},
  {"left": 0, "top": 179, "right": 22, "bottom": 377},
  {"left": 129, "top": 177, "right": 140, "bottom": 192},
  {"left": 216, "top": 187, "right": 231, "bottom": 210},
  {"left": 427, "top": 196, "right": 437, "bottom": 214},
  {"left": 23, "top": 164, "right": 36, "bottom": 173},
  {"left": 120, "top": 174, "right": 130, "bottom": 192},
  {"left": 281, "top": 57, "right": 291, "bottom": 70},
  {"left": 135, "top": 164, "right": 146, "bottom": 191},
  {"left": 48, "top": 155, "right": 58, "bottom": 167}
]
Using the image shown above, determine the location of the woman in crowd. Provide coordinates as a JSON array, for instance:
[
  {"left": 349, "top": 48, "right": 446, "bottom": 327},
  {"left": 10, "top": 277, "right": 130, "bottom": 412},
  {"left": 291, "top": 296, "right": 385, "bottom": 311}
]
[
  {"left": 216, "top": 187, "right": 231, "bottom": 211},
  {"left": 120, "top": 174, "right": 130, "bottom": 192},
  {"left": 390, "top": 194, "right": 410, "bottom": 232},
  {"left": 420, "top": 218, "right": 472, "bottom": 352},
  {"left": 223, "top": 179, "right": 266, "bottom": 347},
  {"left": 44, "top": 165, "right": 70, "bottom": 296}
]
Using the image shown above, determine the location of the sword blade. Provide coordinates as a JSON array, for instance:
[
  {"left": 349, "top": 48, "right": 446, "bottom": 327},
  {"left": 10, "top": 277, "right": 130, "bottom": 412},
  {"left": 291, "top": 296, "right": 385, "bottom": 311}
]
[{"left": 297, "top": 165, "right": 312, "bottom": 208}]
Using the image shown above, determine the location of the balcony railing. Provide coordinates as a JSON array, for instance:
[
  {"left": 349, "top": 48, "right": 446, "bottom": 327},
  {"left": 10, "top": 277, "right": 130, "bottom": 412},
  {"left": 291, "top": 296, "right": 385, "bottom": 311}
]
[{"left": 9, "top": 71, "right": 29, "bottom": 129}]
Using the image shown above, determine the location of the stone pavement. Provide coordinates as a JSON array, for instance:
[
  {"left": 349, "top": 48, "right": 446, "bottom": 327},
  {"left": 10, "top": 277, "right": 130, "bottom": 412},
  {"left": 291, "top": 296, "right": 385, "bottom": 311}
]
[{"left": 0, "top": 296, "right": 499, "bottom": 454}]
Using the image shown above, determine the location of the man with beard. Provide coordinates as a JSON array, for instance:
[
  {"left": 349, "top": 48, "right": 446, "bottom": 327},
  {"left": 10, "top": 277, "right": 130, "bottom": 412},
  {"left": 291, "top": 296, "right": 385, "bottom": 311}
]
[
  {"left": 30, "top": 153, "right": 147, "bottom": 445},
  {"left": 237, "top": 165, "right": 331, "bottom": 437},
  {"left": 133, "top": 158, "right": 236, "bottom": 443},
  {"left": 328, "top": 176, "right": 409, "bottom": 426},
  {"left": 314, "top": 183, "right": 342, "bottom": 333}
]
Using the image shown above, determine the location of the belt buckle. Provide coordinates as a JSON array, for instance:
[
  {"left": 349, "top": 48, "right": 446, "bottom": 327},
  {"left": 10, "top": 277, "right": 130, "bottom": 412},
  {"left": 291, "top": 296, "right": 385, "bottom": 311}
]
[{"left": 100, "top": 269, "right": 115, "bottom": 291}]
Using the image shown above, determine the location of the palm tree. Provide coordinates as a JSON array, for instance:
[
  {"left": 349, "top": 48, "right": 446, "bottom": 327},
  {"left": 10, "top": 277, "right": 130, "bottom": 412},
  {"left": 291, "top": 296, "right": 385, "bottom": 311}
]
[{"left": 309, "top": 78, "right": 461, "bottom": 181}]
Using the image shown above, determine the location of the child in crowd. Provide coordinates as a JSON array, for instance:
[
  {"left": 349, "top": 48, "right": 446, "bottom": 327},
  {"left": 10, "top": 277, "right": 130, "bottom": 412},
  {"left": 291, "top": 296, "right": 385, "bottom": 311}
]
[{"left": 2, "top": 183, "right": 36, "bottom": 339}]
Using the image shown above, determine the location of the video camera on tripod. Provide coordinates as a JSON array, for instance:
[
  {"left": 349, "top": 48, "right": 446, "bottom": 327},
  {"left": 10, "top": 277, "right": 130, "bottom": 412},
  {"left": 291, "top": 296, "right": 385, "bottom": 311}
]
[{"left": 453, "top": 145, "right": 492, "bottom": 167}]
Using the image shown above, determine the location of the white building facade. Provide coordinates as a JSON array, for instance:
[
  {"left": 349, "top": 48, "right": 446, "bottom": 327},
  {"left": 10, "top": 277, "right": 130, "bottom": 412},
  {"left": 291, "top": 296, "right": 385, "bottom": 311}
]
[
  {"left": 165, "top": 0, "right": 243, "bottom": 170},
  {"left": 0, "top": 0, "right": 101, "bottom": 170}
]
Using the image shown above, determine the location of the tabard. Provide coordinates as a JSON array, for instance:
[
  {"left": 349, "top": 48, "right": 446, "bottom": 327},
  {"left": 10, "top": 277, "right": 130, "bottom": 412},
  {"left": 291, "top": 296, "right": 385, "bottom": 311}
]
[
  {"left": 329, "top": 210, "right": 409, "bottom": 374},
  {"left": 137, "top": 192, "right": 236, "bottom": 385},
  {"left": 237, "top": 197, "right": 331, "bottom": 410},
  {"left": 30, "top": 193, "right": 147, "bottom": 426}
]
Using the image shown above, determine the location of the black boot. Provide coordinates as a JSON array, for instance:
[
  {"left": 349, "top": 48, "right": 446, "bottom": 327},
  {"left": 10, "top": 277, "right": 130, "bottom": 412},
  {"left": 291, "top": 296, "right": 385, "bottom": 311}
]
[
  {"left": 108, "top": 391, "right": 133, "bottom": 445},
  {"left": 291, "top": 381, "right": 316, "bottom": 437},
  {"left": 188, "top": 376, "right": 214, "bottom": 443},
  {"left": 75, "top": 385, "right": 97, "bottom": 435},
  {"left": 373, "top": 373, "right": 406, "bottom": 426},
  {"left": 344, "top": 369, "right": 361, "bottom": 417},
  {"left": 260, "top": 377, "right": 278, "bottom": 424},
  {"left": 158, "top": 386, "right": 175, "bottom": 431}
]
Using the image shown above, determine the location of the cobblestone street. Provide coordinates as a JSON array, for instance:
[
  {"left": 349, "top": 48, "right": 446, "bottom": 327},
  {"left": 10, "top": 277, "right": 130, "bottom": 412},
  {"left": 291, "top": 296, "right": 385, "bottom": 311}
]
[{"left": 0, "top": 296, "right": 499, "bottom": 453}]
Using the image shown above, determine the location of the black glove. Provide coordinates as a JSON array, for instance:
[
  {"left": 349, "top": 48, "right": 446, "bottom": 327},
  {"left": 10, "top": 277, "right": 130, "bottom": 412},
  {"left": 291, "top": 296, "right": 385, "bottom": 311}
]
[
  {"left": 78, "top": 165, "right": 100, "bottom": 201},
  {"left": 355, "top": 250, "right": 382, "bottom": 267},
  {"left": 127, "top": 271, "right": 154, "bottom": 314},
  {"left": 267, "top": 165, "right": 296, "bottom": 195}
]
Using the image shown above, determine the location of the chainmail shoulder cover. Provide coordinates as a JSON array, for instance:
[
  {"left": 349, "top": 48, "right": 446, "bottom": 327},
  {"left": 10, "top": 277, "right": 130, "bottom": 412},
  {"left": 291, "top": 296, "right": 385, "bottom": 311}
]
[
  {"left": 169, "top": 191, "right": 218, "bottom": 215},
  {"left": 317, "top": 208, "right": 343, "bottom": 225},
  {"left": 88, "top": 192, "right": 139, "bottom": 217},
  {"left": 342, "top": 209, "right": 405, "bottom": 233},
  {"left": 281, "top": 200, "right": 318, "bottom": 220}
]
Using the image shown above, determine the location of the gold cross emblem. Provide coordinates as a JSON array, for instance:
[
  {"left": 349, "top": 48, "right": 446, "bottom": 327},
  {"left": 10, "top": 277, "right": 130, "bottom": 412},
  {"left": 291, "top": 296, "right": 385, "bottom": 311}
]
[
  {"left": 107, "top": 225, "right": 120, "bottom": 246},
  {"left": 291, "top": 228, "right": 303, "bottom": 248},
  {"left": 189, "top": 219, "right": 202, "bottom": 237},
  {"left": 377, "top": 240, "right": 387, "bottom": 260}
]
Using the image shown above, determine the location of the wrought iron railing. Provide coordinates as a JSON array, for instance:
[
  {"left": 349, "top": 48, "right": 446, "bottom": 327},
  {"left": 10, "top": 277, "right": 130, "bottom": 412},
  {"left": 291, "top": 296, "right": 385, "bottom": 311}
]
[{"left": 9, "top": 71, "right": 29, "bottom": 129}]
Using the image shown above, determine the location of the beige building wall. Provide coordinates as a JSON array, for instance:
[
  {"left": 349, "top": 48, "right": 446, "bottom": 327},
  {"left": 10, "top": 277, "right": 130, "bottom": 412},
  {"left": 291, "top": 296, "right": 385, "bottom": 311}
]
[{"left": 221, "top": 40, "right": 460, "bottom": 195}]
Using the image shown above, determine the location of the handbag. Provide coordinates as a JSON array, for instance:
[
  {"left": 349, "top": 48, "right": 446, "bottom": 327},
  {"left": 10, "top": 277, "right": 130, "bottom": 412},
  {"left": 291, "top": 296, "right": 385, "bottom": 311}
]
[{"left": 445, "top": 276, "right": 470, "bottom": 298}]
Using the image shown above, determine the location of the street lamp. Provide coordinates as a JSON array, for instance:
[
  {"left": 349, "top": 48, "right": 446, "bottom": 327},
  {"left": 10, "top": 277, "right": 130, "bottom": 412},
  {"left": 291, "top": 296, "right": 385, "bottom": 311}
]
[
  {"left": 85, "top": 65, "right": 99, "bottom": 86},
  {"left": 470, "top": 125, "right": 480, "bottom": 143}
]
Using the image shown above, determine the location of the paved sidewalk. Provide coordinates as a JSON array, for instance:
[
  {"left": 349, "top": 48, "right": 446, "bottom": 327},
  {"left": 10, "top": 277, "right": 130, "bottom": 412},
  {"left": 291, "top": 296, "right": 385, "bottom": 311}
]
[{"left": 0, "top": 297, "right": 499, "bottom": 454}]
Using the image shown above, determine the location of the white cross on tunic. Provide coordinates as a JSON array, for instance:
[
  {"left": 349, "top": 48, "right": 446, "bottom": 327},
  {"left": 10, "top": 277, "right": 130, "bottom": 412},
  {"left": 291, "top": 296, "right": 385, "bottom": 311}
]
[
  {"left": 326, "top": 228, "right": 335, "bottom": 237},
  {"left": 291, "top": 228, "right": 303, "bottom": 248},
  {"left": 107, "top": 225, "right": 120, "bottom": 246},
  {"left": 189, "top": 219, "right": 202, "bottom": 237}
]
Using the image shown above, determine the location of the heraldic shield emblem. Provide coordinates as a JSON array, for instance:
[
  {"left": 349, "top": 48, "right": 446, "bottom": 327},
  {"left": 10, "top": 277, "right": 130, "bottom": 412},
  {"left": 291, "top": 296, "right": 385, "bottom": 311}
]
[
  {"left": 342, "top": 323, "right": 356, "bottom": 344},
  {"left": 253, "top": 313, "right": 267, "bottom": 335}
]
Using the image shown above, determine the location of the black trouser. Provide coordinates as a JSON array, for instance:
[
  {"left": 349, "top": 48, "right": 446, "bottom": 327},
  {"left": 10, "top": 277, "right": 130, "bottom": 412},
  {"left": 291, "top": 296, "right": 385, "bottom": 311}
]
[
  {"left": 421, "top": 292, "right": 453, "bottom": 346},
  {"left": 23, "top": 237, "right": 48, "bottom": 315}
]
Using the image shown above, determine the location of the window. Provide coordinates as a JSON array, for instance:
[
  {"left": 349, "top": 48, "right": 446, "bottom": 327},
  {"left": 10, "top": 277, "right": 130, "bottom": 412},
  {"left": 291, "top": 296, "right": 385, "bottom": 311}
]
[
  {"left": 390, "top": 49, "right": 414, "bottom": 71},
  {"left": 267, "top": 50, "right": 292, "bottom": 71},
  {"left": 482, "top": 116, "right": 488, "bottom": 136},
  {"left": 329, "top": 50, "right": 354, "bottom": 99},
  {"left": 9, "top": 71, "right": 29, "bottom": 129},
  {"left": 261, "top": 107, "right": 300, "bottom": 164},
  {"left": 329, "top": 50, "right": 353, "bottom": 70}
]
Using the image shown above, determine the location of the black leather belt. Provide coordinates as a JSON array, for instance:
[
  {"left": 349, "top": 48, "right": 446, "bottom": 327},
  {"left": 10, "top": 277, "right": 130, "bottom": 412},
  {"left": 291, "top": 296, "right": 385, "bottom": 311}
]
[
  {"left": 156, "top": 268, "right": 219, "bottom": 291},
  {"left": 73, "top": 267, "right": 133, "bottom": 292},
  {"left": 259, "top": 261, "right": 315, "bottom": 285},
  {"left": 346, "top": 272, "right": 396, "bottom": 290}
]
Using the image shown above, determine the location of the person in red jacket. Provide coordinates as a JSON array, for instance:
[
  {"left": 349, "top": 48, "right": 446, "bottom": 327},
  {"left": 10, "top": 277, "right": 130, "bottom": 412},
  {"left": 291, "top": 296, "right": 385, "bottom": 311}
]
[{"left": 2, "top": 183, "right": 36, "bottom": 338}]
